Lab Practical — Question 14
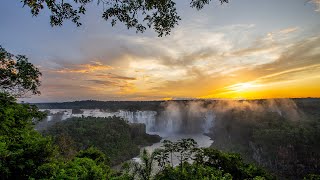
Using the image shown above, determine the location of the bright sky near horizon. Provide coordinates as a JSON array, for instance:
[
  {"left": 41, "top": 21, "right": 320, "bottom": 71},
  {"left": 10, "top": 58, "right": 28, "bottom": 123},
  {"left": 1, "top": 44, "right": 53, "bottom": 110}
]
[{"left": 1, "top": 0, "right": 320, "bottom": 102}]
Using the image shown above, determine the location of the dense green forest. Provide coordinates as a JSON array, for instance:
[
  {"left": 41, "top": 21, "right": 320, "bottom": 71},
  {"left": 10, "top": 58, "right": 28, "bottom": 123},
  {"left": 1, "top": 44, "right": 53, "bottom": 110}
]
[
  {"left": 42, "top": 116, "right": 161, "bottom": 166},
  {"left": 209, "top": 99, "right": 320, "bottom": 179}
]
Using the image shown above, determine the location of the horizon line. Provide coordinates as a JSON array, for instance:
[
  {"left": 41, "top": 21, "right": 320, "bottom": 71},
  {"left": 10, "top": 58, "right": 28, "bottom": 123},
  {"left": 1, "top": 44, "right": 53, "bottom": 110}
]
[{"left": 23, "top": 97, "right": 320, "bottom": 104}]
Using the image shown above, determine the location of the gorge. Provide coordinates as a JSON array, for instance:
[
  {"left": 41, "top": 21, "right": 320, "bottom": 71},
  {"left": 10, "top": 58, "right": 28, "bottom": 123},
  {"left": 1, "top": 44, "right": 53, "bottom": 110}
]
[{"left": 35, "top": 98, "right": 320, "bottom": 178}]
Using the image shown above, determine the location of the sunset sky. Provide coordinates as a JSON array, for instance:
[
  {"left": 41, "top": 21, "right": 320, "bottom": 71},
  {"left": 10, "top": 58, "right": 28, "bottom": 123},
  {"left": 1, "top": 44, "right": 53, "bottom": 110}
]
[{"left": 1, "top": 0, "right": 320, "bottom": 102}]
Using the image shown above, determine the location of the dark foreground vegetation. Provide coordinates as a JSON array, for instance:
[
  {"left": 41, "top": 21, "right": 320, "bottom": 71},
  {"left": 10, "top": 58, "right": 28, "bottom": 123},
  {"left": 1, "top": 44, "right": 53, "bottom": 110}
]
[{"left": 119, "top": 139, "right": 273, "bottom": 180}]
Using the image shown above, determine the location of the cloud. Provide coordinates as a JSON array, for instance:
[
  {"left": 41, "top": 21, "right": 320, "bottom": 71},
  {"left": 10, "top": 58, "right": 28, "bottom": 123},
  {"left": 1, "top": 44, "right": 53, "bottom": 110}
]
[
  {"left": 310, "top": 0, "right": 320, "bottom": 11},
  {"left": 255, "top": 64, "right": 320, "bottom": 85},
  {"left": 251, "top": 36, "right": 320, "bottom": 78},
  {"left": 87, "top": 79, "right": 119, "bottom": 86},
  {"left": 59, "top": 27, "right": 319, "bottom": 100},
  {"left": 201, "top": 35, "right": 320, "bottom": 98},
  {"left": 253, "top": 36, "right": 319, "bottom": 77},
  {"left": 117, "top": 27, "right": 233, "bottom": 68},
  {"left": 279, "top": 27, "right": 299, "bottom": 34},
  {"left": 52, "top": 61, "right": 113, "bottom": 74},
  {"left": 94, "top": 73, "right": 136, "bottom": 81},
  {"left": 230, "top": 45, "right": 277, "bottom": 57},
  {"left": 24, "top": 14, "right": 319, "bottom": 102}
]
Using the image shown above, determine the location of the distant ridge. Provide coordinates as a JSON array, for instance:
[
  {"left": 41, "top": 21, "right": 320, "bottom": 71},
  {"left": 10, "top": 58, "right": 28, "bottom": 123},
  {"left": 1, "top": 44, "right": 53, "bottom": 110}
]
[{"left": 33, "top": 98, "right": 320, "bottom": 110}]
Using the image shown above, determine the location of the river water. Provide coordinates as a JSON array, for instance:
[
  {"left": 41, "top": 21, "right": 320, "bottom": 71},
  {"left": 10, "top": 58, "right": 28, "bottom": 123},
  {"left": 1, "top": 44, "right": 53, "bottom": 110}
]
[
  {"left": 131, "top": 132, "right": 213, "bottom": 169},
  {"left": 142, "top": 132, "right": 213, "bottom": 152}
]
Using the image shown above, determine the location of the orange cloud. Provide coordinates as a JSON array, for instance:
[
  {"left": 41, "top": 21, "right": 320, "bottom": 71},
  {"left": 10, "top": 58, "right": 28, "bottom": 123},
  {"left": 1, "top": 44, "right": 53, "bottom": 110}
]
[
  {"left": 54, "top": 61, "right": 113, "bottom": 74},
  {"left": 34, "top": 25, "right": 320, "bottom": 101},
  {"left": 94, "top": 73, "right": 136, "bottom": 80}
]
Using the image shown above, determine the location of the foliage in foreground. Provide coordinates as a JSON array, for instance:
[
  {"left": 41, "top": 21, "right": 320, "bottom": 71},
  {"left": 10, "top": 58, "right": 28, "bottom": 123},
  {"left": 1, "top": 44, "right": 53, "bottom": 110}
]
[
  {"left": 20, "top": 0, "right": 229, "bottom": 37},
  {"left": 0, "top": 92, "right": 112, "bottom": 179},
  {"left": 116, "top": 139, "right": 273, "bottom": 180},
  {"left": 0, "top": 45, "right": 41, "bottom": 97},
  {"left": 0, "top": 45, "right": 111, "bottom": 179}
]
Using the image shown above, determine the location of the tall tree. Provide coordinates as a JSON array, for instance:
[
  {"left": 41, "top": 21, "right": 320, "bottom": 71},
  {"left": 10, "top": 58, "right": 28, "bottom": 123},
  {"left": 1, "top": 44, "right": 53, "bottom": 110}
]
[
  {"left": 0, "top": 45, "right": 41, "bottom": 97},
  {"left": 20, "top": 0, "right": 229, "bottom": 37}
]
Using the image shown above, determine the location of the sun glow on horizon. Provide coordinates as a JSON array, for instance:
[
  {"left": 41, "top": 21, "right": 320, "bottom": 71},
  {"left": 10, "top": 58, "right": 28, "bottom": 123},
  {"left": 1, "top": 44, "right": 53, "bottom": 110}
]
[{"left": 227, "top": 82, "right": 262, "bottom": 92}]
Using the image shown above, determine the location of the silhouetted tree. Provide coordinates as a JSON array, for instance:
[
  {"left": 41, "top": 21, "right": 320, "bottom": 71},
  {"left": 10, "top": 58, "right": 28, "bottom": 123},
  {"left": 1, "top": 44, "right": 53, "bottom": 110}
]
[
  {"left": 20, "top": 0, "right": 228, "bottom": 37},
  {"left": 0, "top": 45, "right": 41, "bottom": 97}
]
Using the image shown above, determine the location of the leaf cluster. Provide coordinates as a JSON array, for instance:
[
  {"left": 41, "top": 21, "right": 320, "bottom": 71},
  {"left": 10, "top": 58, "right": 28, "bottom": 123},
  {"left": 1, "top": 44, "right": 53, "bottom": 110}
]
[
  {"left": 0, "top": 45, "right": 41, "bottom": 97},
  {"left": 20, "top": 0, "right": 228, "bottom": 36}
]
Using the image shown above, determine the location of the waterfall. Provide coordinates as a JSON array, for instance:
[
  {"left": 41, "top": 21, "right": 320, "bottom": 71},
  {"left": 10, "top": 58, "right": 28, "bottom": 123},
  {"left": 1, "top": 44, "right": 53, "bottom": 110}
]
[
  {"left": 118, "top": 110, "right": 157, "bottom": 133},
  {"left": 41, "top": 108, "right": 215, "bottom": 135},
  {"left": 203, "top": 111, "right": 215, "bottom": 134}
]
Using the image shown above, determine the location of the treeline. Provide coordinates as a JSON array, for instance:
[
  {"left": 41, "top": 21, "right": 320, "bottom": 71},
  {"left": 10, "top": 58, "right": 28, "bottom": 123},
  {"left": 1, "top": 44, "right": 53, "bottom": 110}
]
[
  {"left": 34, "top": 98, "right": 319, "bottom": 111},
  {"left": 42, "top": 116, "right": 161, "bottom": 165},
  {"left": 209, "top": 100, "right": 320, "bottom": 179},
  {"left": 34, "top": 100, "right": 164, "bottom": 111}
]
